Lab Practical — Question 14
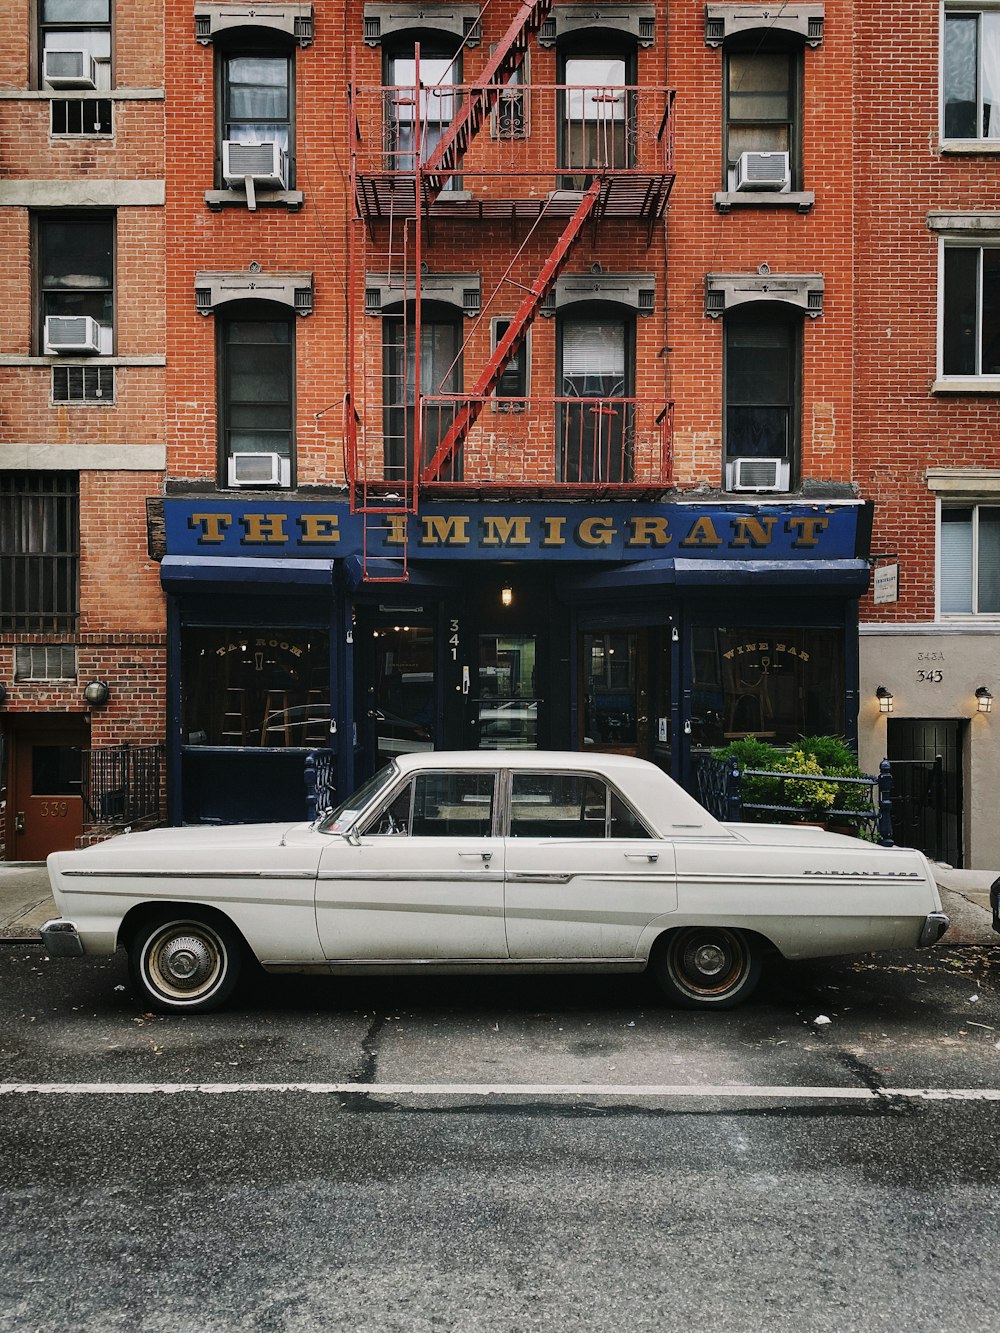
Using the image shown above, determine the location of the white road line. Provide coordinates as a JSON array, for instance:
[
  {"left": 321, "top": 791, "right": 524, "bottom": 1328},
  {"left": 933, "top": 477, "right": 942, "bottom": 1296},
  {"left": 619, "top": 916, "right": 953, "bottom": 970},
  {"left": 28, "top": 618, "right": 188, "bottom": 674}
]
[{"left": 0, "top": 1081, "right": 999, "bottom": 1101}]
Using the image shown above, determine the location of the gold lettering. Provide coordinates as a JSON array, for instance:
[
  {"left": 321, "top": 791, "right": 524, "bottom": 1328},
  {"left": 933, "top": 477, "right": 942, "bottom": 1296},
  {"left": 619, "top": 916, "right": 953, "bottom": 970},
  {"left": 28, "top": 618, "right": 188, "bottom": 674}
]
[
  {"left": 383, "top": 513, "right": 407, "bottom": 547},
  {"left": 297, "top": 513, "right": 341, "bottom": 544},
  {"left": 578, "top": 516, "right": 615, "bottom": 547},
  {"left": 241, "top": 513, "right": 288, "bottom": 544},
  {"left": 190, "top": 512, "right": 233, "bottom": 544},
  {"left": 786, "top": 516, "right": 829, "bottom": 548},
  {"left": 540, "top": 516, "right": 567, "bottom": 546},
  {"left": 481, "top": 515, "right": 531, "bottom": 546},
  {"left": 628, "top": 516, "right": 670, "bottom": 546},
  {"left": 729, "top": 516, "right": 776, "bottom": 548},
  {"left": 420, "top": 515, "right": 470, "bottom": 545},
  {"left": 680, "top": 516, "right": 722, "bottom": 547}
]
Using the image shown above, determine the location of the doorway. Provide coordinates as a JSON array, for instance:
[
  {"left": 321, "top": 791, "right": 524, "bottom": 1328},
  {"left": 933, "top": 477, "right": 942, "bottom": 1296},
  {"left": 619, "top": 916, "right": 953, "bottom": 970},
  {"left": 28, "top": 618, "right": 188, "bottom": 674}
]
[
  {"left": 886, "top": 718, "right": 964, "bottom": 867},
  {"left": 580, "top": 630, "right": 650, "bottom": 755},
  {"left": 5, "top": 717, "right": 88, "bottom": 860}
]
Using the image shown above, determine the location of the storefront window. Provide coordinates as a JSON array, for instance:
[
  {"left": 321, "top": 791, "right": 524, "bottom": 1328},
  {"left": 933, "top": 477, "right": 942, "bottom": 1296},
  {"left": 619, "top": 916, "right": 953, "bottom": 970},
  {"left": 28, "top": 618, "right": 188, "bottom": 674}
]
[
  {"left": 181, "top": 628, "right": 330, "bottom": 748},
  {"left": 370, "top": 625, "right": 435, "bottom": 756},
  {"left": 689, "top": 626, "right": 844, "bottom": 750}
]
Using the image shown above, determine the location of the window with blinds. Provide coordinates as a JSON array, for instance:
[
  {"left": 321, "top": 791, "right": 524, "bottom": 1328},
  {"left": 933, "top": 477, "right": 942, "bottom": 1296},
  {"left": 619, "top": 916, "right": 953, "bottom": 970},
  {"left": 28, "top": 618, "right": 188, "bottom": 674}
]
[
  {"left": 941, "top": 505, "right": 1000, "bottom": 614},
  {"left": 0, "top": 472, "right": 80, "bottom": 632}
]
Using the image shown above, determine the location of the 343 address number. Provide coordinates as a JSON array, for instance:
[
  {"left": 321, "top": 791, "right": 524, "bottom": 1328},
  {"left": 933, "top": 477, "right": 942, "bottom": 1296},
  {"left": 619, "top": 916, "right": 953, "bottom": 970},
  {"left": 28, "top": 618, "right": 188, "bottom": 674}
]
[{"left": 917, "top": 670, "right": 943, "bottom": 683}]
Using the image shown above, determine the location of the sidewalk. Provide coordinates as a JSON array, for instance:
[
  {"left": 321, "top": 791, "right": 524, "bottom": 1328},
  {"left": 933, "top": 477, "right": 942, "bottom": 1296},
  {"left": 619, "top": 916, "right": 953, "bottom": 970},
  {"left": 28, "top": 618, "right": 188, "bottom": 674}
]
[{"left": 0, "top": 857, "right": 995, "bottom": 946}]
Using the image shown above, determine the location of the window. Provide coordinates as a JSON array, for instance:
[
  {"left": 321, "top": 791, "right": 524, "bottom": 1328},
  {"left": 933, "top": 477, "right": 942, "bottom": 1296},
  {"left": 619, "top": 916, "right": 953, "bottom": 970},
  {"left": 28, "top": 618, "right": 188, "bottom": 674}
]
[
  {"left": 559, "top": 48, "right": 634, "bottom": 186},
  {"left": 942, "top": 244, "right": 1000, "bottom": 375},
  {"left": 723, "top": 43, "right": 800, "bottom": 188},
  {"left": 382, "top": 306, "right": 463, "bottom": 482},
  {"left": 180, "top": 628, "right": 330, "bottom": 747},
  {"left": 220, "top": 47, "right": 294, "bottom": 187},
  {"left": 364, "top": 772, "right": 496, "bottom": 837},
  {"left": 218, "top": 307, "right": 294, "bottom": 486},
  {"left": 491, "top": 58, "right": 526, "bottom": 139},
  {"left": 941, "top": 505, "right": 1000, "bottom": 613},
  {"left": 724, "top": 309, "right": 799, "bottom": 472},
  {"left": 51, "top": 98, "right": 113, "bottom": 136},
  {"left": 385, "top": 44, "right": 460, "bottom": 188},
  {"left": 688, "top": 627, "right": 845, "bottom": 750},
  {"left": 38, "top": 0, "right": 111, "bottom": 90},
  {"left": 944, "top": 7, "right": 1000, "bottom": 140},
  {"left": 558, "top": 312, "right": 634, "bottom": 482},
  {"left": 37, "top": 214, "right": 114, "bottom": 355},
  {"left": 492, "top": 318, "right": 527, "bottom": 407},
  {"left": 14, "top": 645, "right": 77, "bottom": 680},
  {"left": 0, "top": 472, "right": 79, "bottom": 633},
  {"left": 509, "top": 772, "right": 650, "bottom": 839}
]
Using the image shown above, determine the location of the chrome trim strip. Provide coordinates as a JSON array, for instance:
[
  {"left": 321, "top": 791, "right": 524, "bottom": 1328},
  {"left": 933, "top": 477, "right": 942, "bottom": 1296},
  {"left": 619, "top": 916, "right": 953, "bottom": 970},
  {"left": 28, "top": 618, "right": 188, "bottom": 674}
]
[
  {"left": 317, "top": 872, "right": 504, "bottom": 884},
  {"left": 318, "top": 900, "right": 503, "bottom": 917},
  {"left": 265, "top": 957, "right": 644, "bottom": 971},
  {"left": 62, "top": 868, "right": 317, "bottom": 880}
]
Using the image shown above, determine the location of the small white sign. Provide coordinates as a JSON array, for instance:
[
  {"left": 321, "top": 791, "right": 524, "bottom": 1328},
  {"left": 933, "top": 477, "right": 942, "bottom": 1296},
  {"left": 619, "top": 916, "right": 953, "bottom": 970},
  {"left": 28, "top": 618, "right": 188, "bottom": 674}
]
[{"left": 873, "top": 563, "right": 898, "bottom": 605}]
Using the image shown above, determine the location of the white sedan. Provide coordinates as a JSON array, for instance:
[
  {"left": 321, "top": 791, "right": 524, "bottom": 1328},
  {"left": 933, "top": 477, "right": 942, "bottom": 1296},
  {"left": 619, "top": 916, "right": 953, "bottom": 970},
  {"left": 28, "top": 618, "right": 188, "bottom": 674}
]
[{"left": 42, "top": 751, "right": 949, "bottom": 1014}]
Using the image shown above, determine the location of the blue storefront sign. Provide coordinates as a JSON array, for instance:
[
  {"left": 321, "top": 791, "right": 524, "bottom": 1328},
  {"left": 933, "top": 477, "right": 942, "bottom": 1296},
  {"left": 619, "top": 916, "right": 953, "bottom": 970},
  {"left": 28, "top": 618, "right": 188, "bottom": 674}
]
[{"left": 162, "top": 499, "right": 869, "bottom": 564}]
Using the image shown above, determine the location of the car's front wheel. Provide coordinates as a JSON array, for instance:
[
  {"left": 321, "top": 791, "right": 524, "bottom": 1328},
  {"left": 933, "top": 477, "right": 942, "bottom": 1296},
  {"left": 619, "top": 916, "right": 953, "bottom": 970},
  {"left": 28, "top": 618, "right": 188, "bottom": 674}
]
[
  {"left": 653, "top": 927, "right": 761, "bottom": 1009},
  {"left": 128, "top": 914, "right": 242, "bottom": 1014}
]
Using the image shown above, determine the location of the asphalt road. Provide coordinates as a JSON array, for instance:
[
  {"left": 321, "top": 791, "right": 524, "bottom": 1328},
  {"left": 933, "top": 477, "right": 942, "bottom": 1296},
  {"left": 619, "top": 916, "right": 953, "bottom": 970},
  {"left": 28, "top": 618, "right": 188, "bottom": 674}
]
[{"left": 2, "top": 942, "right": 999, "bottom": 1333}]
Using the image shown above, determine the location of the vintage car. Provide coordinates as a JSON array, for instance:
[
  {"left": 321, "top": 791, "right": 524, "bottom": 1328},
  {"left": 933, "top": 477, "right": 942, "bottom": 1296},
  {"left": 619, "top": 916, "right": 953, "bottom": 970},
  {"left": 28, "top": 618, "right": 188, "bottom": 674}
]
[{"left": 41, "top": 751, "right": 949, "bottom": 1014}]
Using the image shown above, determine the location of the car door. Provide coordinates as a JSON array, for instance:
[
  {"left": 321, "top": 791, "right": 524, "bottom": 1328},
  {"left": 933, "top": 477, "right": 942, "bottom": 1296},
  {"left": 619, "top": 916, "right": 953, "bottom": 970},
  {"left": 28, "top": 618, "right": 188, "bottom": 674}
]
[
  {"left": 503, "top": 770, "right": 677, "bottom": 960},
  {"left": 315, "top": 768, "right": 507, "bottom": 961}
]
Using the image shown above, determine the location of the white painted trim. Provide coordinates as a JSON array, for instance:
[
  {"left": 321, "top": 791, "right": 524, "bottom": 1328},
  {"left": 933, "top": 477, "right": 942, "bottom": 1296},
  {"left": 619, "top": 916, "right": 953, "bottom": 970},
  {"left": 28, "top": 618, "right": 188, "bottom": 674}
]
[
  {"left": 0, "top": 180, "right": 164, "bottom": 207},
  {"left": 0, "top": 444, "right": 164, "bottom": 470},
  {"left": 859, "top": 622, "right": 1000, "bottom": 634}
]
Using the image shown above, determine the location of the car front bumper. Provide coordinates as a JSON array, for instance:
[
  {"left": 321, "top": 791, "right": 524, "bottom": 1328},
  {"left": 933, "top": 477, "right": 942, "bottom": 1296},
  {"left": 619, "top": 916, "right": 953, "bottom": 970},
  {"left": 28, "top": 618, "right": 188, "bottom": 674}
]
[
  {"left": 40, "top": 919, "right": 84, "bottom": 958},
  {"left": 917, "top": 911, "right": 950, "bottom": 948}
]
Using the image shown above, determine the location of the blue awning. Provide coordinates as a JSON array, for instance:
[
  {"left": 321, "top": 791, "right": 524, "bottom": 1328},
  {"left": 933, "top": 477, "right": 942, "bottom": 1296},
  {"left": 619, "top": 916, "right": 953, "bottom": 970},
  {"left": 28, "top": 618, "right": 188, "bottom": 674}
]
[
  {"left": 561, "top": 557, "right": 870, "bottom": 599},
  {"left": 160, "top": 556, "right": 336, "bottom": 590},
  {"left": 342, "top": 555, "right": 461, "bottom": 593}
]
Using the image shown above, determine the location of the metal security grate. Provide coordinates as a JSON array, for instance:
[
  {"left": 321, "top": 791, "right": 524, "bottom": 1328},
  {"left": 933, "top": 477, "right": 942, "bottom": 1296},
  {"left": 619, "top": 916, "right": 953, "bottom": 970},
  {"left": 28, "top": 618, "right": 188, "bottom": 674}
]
[
  {"left": 0, "top": 472, "right": 79, "bottom": 633},
  {"left": 51, "top": 98, "right": 113, "bottom": 135},
  {"left": 14, "top": 645, "right": 77, "bottom": 680},
  {"left": 52, "top": 364, "right": 115, "bottom": 404}
]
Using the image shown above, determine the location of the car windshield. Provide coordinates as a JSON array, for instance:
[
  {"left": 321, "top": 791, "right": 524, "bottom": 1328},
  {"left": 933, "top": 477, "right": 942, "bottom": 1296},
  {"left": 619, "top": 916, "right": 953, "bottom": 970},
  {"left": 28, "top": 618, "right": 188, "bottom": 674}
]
[{"left": 317, "top": 763, "right": 399, "bottom": 835}]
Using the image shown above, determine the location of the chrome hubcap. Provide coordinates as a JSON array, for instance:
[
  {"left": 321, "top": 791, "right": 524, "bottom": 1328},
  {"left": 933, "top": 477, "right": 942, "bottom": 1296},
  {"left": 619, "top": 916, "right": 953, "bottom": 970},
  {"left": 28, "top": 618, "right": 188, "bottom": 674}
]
[
  {"left": 692, "top": 942, "right": 728, "bottom": 977},
  {"left": 147, "top": 927, "right": 222, "bottom": 998}
]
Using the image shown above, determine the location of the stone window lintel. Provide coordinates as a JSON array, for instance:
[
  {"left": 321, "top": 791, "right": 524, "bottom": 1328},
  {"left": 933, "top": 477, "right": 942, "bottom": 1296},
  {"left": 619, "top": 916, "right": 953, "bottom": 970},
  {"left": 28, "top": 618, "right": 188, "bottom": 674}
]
[
  {"left": 705, "top": 4, "right": 824, "bottom": 47},
  {"left": 705, "top": 271, "right": 824, "bottom": 317},
  {"left": 194, "top": 3, "right": 314, "bottom": 46},
  {"left": 195, "top": 270, "right": 314, "bottom": 314}
]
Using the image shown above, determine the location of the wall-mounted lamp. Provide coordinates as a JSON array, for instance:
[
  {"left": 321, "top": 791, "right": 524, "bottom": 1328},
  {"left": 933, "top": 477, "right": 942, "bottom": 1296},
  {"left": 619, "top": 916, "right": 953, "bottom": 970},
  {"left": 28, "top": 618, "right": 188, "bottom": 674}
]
[
  {"left": 83, "top": 680, "right": 110, "bottom": 706},
  {"left": 500, "top": 585, "right": 513, "bottom": 608},
  {"left": 976, "top": 686, "right": 993, "bottom": 715},
  {"left": 876, "top": 685, "right": 894, "bottom": 714}
]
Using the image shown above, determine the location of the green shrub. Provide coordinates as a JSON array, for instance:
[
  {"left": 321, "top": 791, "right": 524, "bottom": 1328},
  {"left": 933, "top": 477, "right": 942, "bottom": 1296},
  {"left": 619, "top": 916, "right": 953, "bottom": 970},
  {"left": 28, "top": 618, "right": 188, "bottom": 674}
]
[
  {"left": 797, "top": 735, "right": 859, "bottom": 770},
  {"left": 772, "top": 750, "right": 840, "bottom": 813}
]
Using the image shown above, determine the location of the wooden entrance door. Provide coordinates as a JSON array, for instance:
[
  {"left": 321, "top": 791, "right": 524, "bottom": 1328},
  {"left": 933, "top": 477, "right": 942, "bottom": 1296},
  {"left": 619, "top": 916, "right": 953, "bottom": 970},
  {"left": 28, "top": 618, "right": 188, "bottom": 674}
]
[{"left": 7, "top": 719, "right": 88, "bottom": 861}]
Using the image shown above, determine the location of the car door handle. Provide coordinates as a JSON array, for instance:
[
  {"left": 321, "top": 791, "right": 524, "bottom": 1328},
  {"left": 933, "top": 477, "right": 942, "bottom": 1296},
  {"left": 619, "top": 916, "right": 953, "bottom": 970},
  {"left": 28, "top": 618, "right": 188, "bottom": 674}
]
[
  {"left": 458, "top": 850, "right": 493, "bottom": 862},
  {"left": 625, "top": 852, "right": 658, "bottom": 862}
]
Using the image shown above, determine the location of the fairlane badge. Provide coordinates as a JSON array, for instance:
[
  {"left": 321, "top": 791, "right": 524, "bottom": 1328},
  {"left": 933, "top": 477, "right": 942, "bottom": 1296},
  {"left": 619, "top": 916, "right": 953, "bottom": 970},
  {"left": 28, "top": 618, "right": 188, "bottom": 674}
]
[{"left": 802, "top": 870, "right": 921, "bottom": 878}]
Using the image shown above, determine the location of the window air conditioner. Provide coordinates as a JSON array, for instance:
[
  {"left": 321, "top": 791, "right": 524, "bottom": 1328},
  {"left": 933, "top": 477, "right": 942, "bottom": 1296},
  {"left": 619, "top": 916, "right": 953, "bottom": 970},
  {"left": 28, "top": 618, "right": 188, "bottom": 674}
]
[
  {"left": 222, "top": 140, "right": 288, "bottom": 190},
  {"left": 734, "top": 150, "right": 790, "bottom": 192},
  {"left": 44, "top": 315, "right": 102, "bottom": 355},
  {"left": 42, "top": 49, "right": 97, "bottom": 89},
  {"left": 726, "top": 457, "right": 791, "bottom": 493},
  {"left": 227, "top": 452, "right": 291, "bottom": 487}
]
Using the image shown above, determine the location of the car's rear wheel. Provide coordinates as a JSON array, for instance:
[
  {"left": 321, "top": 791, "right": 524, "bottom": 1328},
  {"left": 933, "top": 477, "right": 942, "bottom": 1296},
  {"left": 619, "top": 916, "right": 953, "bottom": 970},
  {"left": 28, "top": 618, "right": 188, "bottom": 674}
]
[
  {"left": 653, "top": 927, "right": 761, "bottom": 1009},
  {"left": 128, "top": 914, "right": 242, "bottom": 1014}
]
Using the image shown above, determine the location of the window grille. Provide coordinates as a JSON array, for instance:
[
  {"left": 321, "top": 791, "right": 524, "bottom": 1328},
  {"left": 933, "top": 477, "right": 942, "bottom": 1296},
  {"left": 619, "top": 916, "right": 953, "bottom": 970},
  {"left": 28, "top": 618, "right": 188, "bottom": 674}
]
[
  {"left": 14, "top": 645, "right": 77, "bottom": 680},
  {"left": 51, "top": 98, "right": 112, "bottom": 135},
  {"left": 52, "top": 364, "right": 114, "bottom": 404},
  {"left": 0, "top": 472, "right": 79, "bottom": 633}
]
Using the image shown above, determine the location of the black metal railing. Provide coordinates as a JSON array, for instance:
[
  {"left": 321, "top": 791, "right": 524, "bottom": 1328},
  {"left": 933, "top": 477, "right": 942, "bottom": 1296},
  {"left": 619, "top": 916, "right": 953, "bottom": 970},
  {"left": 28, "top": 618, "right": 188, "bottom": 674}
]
[
  {"left": 694, "top": 755, "right": 894, "bottom": 846},
  {"left": 305, "top": 749, "right": 337, "bottom": 820},
  {"left": 81, "top": 744, "right": 163, "bottom": 826}
]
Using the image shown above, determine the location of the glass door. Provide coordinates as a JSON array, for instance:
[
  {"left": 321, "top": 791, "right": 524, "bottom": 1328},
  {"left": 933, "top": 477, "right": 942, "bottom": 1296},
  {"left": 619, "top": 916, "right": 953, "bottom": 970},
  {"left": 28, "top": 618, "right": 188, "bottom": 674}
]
[
  {"left": 476, "top": 633, "right": 539, "bottom": 749},
  {"left": 559, "top": 317, "right": 632, "bottom": 482},
  {"left": 581, "top": 630, "right": 649, "bottom": 755}
]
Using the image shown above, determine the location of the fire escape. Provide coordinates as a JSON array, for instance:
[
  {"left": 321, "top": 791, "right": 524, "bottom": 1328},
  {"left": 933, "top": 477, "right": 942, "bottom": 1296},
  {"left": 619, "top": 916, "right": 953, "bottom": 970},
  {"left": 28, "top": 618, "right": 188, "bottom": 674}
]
[{"left": 347, "top": 0, "right": 676, "bottom": 578}]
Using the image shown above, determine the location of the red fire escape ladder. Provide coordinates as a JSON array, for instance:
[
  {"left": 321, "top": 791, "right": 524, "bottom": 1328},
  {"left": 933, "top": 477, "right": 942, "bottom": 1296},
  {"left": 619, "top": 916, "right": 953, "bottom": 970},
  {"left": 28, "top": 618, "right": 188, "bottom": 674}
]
[
  {"left": 421, "top": 0, "right": 553, "bottom": 200},
  {"left": 421, "top": 177, "right": 604, "bottom": 482}
]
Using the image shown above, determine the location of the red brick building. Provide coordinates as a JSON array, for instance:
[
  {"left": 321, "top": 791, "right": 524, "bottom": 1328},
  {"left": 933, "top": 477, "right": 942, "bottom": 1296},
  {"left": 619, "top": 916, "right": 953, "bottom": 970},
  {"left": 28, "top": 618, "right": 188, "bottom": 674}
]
[
  {"left": 855, "top": 3, "right": 1000, "bottom": 869},
  {"left": 0, "top": 0, "right": 166, "bottom": 860},
  {"left": 24, "top": 3, "right": 981, "bottom": 860}
]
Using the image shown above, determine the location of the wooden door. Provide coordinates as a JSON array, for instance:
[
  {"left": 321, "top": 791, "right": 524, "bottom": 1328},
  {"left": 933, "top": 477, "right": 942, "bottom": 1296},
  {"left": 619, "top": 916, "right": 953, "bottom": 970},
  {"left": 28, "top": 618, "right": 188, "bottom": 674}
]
[{"left": 7, "top": 720, "right": 87, "bottom": 861}]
